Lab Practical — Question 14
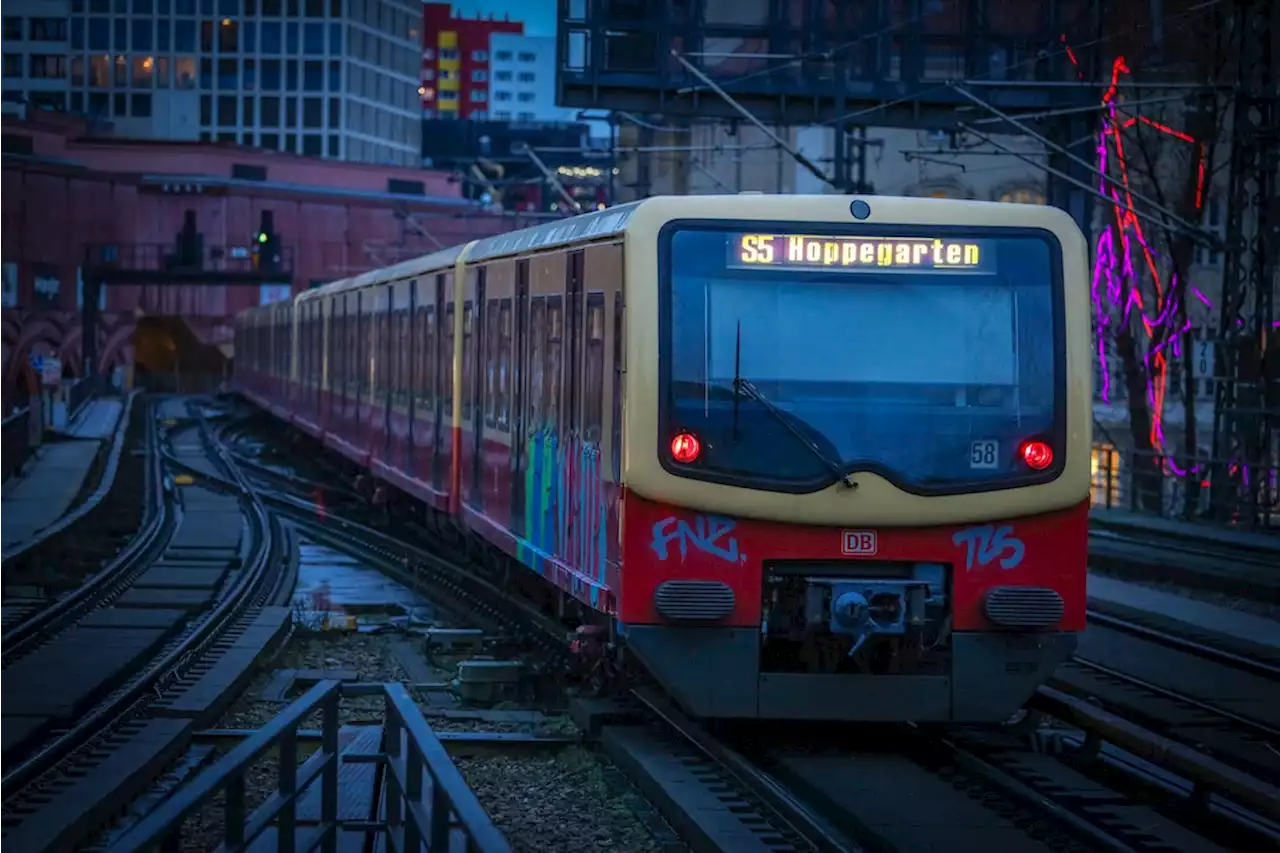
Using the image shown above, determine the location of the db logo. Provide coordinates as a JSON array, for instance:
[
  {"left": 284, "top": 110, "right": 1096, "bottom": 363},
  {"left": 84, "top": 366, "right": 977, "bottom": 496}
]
[{"left": 842, "top": 530, "right": 878, "bottom": 556}]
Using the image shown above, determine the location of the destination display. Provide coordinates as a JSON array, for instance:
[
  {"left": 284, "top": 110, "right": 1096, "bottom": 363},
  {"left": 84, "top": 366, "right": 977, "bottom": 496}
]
[{"left": 729, "top": 234, "right": 992, "bottom": 273}]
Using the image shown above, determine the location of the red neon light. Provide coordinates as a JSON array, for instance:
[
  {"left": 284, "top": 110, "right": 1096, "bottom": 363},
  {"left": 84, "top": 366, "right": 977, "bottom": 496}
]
[{"left": 1062, "top": 37, "right": 1205, "bottom": 461}]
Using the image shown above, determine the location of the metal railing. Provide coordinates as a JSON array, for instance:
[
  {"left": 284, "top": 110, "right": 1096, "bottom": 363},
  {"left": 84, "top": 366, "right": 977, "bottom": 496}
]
[
  {"left": 1091, "top": 443, "right": 1280, "bottom": 530},
  {"left": 83, "top": 242, "right": 295, "bottom": 277},
  {"left": 66, "top": 372, "right": 108, "bottom": 421},
  {"left": 0, "top": 407, "right": 33, "bottom": 481},
  {"left": 105, "top": 680, "right": 512, "bottom": 853}
]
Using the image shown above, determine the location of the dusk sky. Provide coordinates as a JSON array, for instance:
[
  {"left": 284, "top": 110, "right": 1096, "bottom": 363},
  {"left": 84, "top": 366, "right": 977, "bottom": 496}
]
[{"left": 445, "top": 0, "right": 558, "bottom": 37}]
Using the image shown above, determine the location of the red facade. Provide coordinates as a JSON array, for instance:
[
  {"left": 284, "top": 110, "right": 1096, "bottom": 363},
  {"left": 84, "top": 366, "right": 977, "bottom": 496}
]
[
  {"left": 421, "top": 2, "right": 523, "bottom": 119},
  {"left": 0, "top": 115, "right": 543, "bottom": 409}
]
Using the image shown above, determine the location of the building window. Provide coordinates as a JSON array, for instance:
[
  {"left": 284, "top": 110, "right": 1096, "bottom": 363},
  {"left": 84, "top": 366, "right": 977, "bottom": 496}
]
[
  {"left": 29, "top": 18, "right": 69, "bottom": 41},
  {"left": 132, "top": 56, "right": 154, "bottom": 86},
  {"left": 131, "top": 93, "right": 152, "bottom": 117},
  {"left": 29, "top": 55, "right": 68, "bottom": 79},
  {"left": 3, "top": 17, "right": 22, "bottom": 41},
  {"left": 517, "top": 71, "right": 535, "bottom": 83},
  {"left": 30, "top": 91, "right": 67, "bottom": 111},
  {"left": 438, "top": 90, "right": 457, "bottom": 101},
  {"left": 422, "top": 69, "right": 434, "bottom": 81},
  {"left": 302, "top": 134, "right": 322, "bottom": 156},
  {"left": 439, "top": 48, "right": 458, "bottom": 60},
  {"left": 471, "top": 109, "right": 487, "bottom": 120},
  {"left": 422, "top": 47, "right": 434, "bottom": 60},
  {"left": 517, "top": 111, "right": 535, "bottom": 121},
  {"left": 998, "top": 187, "right": 1045, "bottom": 205},
  {"left": 2, "top": 54, "right": 22, "bottom": 79},
  {"left": 327, "top": 134, "right": 339, "bottom": 157},
  {"left": 494, "top": 50, "right": 511, "bottom": 61},
  {"left": 470, "top": 89, "right": 487, "bottom": 102},
  {"left": 1195, "top": 197, "right": 1224, "bottom": 266},
  {"left": 471, "top": 50, "right": 488, "bottom": 61},
  {"left": 517, "top": 52, "right": 536, "bottom": 62},
  {"left": 471, "top": 70, "right": 487, "bottom": 82},
  {"left": 517, "top": 92, "right": 535, "bottom": 102},
  {"left": 218, "top": 94, "right": 237, "bottom": 125},
  {"left": 438, "top": 69, "right": 454, "bottom": 81},
  {"left": 494, "top": 71, "right": 511, "bottom": 82},
  {"left": 114, "top": 92, "right": 127, "bottom": 116},
  {"left": 493, "top": 91, "right": 511, "bottom": 101},
  {"left": 303, "top": 96, "right": 322, "bottom": 127}
]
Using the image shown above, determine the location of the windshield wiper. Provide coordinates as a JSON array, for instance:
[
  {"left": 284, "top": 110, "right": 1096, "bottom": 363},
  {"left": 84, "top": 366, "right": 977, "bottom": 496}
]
[{"left": 730, "top": 323, "right": 856, "bottom": 490}]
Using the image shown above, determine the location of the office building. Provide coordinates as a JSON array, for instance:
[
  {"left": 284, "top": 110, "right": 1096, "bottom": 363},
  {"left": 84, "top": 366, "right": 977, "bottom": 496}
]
[
  {"left": 3, "top": 0, "right": 421, "bottom": 166},
  {"left": 420, "top": 2, "right": 521, "bottom": 121},
  {"left": 488, "top": 34, "right": 574, "bottom": 124}
]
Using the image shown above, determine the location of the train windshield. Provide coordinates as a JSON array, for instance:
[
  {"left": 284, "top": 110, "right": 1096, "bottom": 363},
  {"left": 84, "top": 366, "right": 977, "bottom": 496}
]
[{"left": 661, "top": 227, "right": 1065, "bottom": 493}]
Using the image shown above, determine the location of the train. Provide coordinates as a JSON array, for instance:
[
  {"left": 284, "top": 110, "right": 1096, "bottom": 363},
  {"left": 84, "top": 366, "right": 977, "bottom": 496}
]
[{"left": 234, "top": 193, "right": 1092, "bottom": 723}]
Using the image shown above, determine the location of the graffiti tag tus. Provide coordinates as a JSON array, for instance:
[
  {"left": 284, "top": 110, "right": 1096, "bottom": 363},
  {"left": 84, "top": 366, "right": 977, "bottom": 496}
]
[
  {"left": 650, "top": 515, "right": 746, "bottom": 564},
  {"left": 952, "top": 524, "right": 1025, "bottom": 571}
]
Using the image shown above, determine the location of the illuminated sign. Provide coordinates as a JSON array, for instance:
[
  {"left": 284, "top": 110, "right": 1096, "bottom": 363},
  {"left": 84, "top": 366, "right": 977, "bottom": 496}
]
[{"left": 729, "top": 234, "right": 990, "bottom": 273}]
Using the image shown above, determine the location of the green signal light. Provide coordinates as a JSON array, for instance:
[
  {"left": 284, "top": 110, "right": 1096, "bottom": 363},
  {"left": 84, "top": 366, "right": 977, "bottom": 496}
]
[{"left": 257, "top": 232, "right": 268, "bottom": 243}]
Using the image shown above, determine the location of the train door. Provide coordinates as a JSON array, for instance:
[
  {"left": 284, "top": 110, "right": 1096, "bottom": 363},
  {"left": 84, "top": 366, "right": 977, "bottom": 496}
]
[
  {"left": 510, "top": 259, "right": 530, "bottom": 537},
  {"left": 565, "top": 251, "right": 585, "bottom": 443},
  {"left": 438, "top": 276, "right": 454, "bottom": 494},
  {"left": 470, "top": 267, "right": 487, "bottom": 503},
  {"left": 405, "top": 278, "right": 418, "bottom": 475},
  {"left": 558, "top": 250, "right": 585, "bottom": 559},
  {"left": 381, "top": 283, "right": 396, "bottom": 464}
]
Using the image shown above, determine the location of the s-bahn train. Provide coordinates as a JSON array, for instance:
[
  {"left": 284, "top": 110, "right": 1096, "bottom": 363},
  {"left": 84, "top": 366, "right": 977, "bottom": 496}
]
[{"left": 235, "top": 194, "right": 1091, "bottom": 722}]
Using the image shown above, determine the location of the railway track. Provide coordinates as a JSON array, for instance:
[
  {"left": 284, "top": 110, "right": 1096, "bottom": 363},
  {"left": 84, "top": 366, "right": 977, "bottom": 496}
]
[
  {"left": 1088, "top": 524, "right": 1280, "bottom": 604},
  {"left": 2, "top": 393, "right": 147, "bottom": 633},
  {"left": 139, "top": 407, "right": 1280, "bottom": 853},
  {"left": 0, "top": 397, "right": 293, "bottom": 853}
]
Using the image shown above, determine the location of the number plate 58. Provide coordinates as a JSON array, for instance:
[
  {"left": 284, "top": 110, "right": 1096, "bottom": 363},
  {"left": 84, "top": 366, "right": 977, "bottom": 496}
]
[{"left": 970, "top": 440, "right": 1000, "bottom": 470}]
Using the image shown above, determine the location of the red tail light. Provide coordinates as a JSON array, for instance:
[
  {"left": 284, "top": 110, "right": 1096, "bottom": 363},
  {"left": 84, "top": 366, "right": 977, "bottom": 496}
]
[
  {"left": 670, "top": 432, "right": 701, "bottom": 464},
  {"left": 1021, "top": 440, "right": 1054, "bottom": 471}
]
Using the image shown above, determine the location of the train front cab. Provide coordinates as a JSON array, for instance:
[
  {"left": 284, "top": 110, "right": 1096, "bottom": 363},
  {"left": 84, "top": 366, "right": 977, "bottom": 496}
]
[{"left": 615, "top": 195, "right": 1092, "bottom": 722}]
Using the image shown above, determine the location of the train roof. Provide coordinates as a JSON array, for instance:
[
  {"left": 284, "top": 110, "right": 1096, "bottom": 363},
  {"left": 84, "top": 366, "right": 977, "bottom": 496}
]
[
  {"left": 466, "top": 201, "right": 644, "bottom": 263},
  {"left": 294, "top": 241, "right": 473, "bottom": 304}
]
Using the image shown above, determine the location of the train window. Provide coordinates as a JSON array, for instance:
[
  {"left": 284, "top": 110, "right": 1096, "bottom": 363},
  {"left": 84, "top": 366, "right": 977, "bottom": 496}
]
[
  {"left": 484, "top": 298, "right": 500, "bottom": 429},
  {"left": 462, "top": 301, "right": 474, "bottom": 420},
  {"left": 546, "top": 296, "right": 563, "bottom": 432},
  {"left": 398, "top": 306, "right": 411, "bottom": 404},
  {"left": 420, "top": 305, "right": 434, "bottom": 406},
  {"left": 417, "top": 302, "right": 427, "bottom": 402},
  {"left": 611, "top": 293, "right": 624, "bottom": 481},
  {"left": 584, "top": 293, "right": 605, "bottom": 444},
  {"left": 443, "top": 303, "right": 455, "bottom": 402},
  {"left": 349, "top": 301, "right": 357, "bottom": 392},
  {"left": 498, "top": 299, "right": 512, "bottom": 431},
  {"left": 334, "top": 310, "right": 344, "bottom": 388},
  {"left": 528, "top": 297, "right": 546, "bottom": 433}
]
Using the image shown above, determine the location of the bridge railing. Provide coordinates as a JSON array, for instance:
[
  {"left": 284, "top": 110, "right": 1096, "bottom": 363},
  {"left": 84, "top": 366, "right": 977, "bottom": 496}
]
[
  {"left": 104, "top": 680, "right": 513, "bottom": 853},
  {"left": 66, "top": 372, "right": 108, "bottom": 421}
]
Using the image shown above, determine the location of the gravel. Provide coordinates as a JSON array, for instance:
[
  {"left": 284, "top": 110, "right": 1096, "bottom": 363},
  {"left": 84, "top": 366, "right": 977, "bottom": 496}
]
[
  {"left": 456, "top": 748, "right": 668, "bottom": 853},
  {"left": 176, "top": 627, "right": 672, "bottom": 852}
]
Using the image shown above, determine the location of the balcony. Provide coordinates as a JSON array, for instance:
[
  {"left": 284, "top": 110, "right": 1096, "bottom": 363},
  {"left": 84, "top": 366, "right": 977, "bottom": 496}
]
[{"left": 82, "top": 243, "right": 295, "bottom": 285}]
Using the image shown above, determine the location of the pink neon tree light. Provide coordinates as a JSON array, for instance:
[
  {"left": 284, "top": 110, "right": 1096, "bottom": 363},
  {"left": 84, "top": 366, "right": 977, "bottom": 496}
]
[{"left": 1064, "top": 40, "right": 1213, "bottom": 479}]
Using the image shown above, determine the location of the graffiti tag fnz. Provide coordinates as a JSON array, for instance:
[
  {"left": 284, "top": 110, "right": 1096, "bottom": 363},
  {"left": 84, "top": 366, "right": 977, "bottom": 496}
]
[
  {"left": 952, "top": 524, "right": 1025, "bottom": 571},
  {"left": 650, "top": 515, "right": 747, "bottom": 564}
]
